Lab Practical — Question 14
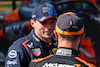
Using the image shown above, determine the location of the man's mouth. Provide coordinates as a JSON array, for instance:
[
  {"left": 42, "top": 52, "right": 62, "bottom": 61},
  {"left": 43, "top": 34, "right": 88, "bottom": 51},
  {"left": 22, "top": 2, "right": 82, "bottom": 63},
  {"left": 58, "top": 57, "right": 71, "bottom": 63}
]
[{"left": 45, "top": 31, "right": 52, "bottom": 35}]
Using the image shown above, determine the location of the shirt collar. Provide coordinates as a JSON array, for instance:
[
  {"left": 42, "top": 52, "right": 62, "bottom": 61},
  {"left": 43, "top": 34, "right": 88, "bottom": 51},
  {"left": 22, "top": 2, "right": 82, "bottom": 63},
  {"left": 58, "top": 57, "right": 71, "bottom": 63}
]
[
  {"left": 55, "top": 47, "right": 79, "bottom": 57},
  {"left": 30, "top": 29, "right": 53, "bottom": 43}
]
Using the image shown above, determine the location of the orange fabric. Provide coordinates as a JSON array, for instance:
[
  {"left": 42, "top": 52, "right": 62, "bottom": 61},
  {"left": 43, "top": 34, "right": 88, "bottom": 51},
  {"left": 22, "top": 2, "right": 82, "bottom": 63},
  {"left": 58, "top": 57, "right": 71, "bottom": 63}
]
[
  {"left": 31, "top": 54, "right": 53, "bottom": 62},
  {"left": 73, "top": 64, "right": 81, "bottom": 67},
  {"left": 63, "top": 12, "right": 77, "bottom": 15},
  {"left": 4, "top": 7, "right": 20, "bottom": 22},
  {"left": 52, "top": 48, "right": 57, "bottom": 53},
  {"left": 80, "top": 39, "right": 96, "bottom": 64},
  {"left": 47, "top": 42, "right": 52, "bottom": 47},
  {"left": 55, "top": 25, "right": 84, "bottom": 35},
  {"left": 53, "top": 38, "right": 58, "bottom": 41},
  {"left": 22, "top": 40, "right": 30, "bottom": 56},
  {"left": 75, "top": 57, "right": 97, "bottom": 67}
]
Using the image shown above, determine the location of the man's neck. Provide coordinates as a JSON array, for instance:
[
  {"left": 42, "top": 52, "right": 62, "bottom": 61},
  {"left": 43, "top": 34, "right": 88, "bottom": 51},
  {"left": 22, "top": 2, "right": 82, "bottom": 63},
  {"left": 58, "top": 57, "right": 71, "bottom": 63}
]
[
  {"left": 58, "top": 40, "right": 79, "bottom": 51},
  {"left": 41, "top": 38, "right": 50, "bottom": 42}
]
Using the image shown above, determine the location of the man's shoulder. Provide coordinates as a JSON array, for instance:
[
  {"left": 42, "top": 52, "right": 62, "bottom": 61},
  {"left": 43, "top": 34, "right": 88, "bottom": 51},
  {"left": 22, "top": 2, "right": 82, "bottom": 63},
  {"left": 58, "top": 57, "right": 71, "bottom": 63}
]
[
  {"left": 75, "top": 57, "right": 97, "bottom": 67},
  {"left": 29, "top": 54, "right": 53, "bottom": 67},
  {"left": 10, "top": 35, "right": 30, "bottom": 48}
]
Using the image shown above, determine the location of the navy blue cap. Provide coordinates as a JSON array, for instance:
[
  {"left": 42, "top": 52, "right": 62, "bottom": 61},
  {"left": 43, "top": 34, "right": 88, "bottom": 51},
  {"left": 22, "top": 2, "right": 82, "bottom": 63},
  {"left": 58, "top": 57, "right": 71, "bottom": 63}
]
[{"left": 31, "top": 3, "right": 57, "bottom": 22}]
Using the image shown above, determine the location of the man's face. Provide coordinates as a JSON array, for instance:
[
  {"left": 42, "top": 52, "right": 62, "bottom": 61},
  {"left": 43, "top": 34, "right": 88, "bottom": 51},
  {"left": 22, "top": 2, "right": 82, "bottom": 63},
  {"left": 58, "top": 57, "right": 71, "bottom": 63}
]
[{"left": 31, "top": 18, "right": 56, "bottom": 41}]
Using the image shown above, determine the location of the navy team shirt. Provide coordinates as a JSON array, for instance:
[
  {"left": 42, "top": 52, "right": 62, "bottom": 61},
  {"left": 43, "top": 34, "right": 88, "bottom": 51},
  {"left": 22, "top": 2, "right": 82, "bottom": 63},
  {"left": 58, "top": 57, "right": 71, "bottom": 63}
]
[{"left": 5, "top": 29, "right": 57, "bottom": 67}]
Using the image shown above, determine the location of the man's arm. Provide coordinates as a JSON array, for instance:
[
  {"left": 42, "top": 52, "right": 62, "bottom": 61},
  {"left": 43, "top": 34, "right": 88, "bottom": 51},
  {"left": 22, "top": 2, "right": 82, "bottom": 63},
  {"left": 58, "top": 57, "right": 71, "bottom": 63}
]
[
  {"left": 5, "top": 46, "right": 22, "bottom": 67},
  {"left": 5, "top": 41, "right": 30, "bottom": 67}
]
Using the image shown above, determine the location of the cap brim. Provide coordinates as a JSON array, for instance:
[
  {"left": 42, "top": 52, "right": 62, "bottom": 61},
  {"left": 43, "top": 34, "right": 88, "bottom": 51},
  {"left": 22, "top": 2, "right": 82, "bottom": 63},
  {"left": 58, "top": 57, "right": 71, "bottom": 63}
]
[
  {"left": 55, "top": 25, "right": 84, "bottom": 35},
  {"left": 37, "top": 16, "right": 57, "bottom": 23}
]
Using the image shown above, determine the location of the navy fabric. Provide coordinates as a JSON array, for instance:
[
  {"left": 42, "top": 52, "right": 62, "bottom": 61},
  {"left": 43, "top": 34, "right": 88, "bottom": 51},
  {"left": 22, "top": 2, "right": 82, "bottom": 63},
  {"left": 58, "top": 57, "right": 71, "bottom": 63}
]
[
  {"left": 31, "top": 3, "right": 57, "bottom": 22},
  {"left": 5, "top": 29, "right": 57, "bottom": 67}
]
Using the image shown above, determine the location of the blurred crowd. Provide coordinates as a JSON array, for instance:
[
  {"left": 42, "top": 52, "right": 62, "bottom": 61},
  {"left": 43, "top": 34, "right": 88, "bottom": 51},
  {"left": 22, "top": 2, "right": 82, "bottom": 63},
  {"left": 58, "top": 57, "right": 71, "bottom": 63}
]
[{"left": 0, "top": 0, "right": 100, "bottom": 67}]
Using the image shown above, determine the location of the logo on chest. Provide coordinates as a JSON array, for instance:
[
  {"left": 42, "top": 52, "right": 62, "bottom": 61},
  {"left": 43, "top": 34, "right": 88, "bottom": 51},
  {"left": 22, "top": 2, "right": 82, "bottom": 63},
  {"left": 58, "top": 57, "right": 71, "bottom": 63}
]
[{"left": 31, "top": 48, "right": 41, "bottom": 57}]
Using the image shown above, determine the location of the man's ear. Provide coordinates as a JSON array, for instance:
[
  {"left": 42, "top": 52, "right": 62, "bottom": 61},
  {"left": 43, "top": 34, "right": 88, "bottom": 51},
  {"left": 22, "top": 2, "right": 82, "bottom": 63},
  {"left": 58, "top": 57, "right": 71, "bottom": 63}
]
[
  {"left": 54, "top": 30, "right": 58, "bottom": 40},
  {"left": 30, "top": 19, "right": 35, "bottom": 28},
  {"left": 80, "top": 33, "right": 85, "bottom": 40}
]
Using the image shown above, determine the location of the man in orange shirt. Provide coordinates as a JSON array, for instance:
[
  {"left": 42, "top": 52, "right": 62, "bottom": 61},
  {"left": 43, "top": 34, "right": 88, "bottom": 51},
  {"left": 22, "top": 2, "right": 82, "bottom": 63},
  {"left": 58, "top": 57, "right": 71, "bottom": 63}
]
[{"left": 29, "top": 12, "right": 96, "bottom": 67}]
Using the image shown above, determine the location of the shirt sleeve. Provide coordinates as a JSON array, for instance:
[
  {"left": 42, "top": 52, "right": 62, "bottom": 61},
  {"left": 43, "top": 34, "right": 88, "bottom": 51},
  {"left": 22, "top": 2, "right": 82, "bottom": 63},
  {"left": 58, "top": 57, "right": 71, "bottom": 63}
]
[{"left": 5, "top": 42, "right": 30, "bottom": 67}]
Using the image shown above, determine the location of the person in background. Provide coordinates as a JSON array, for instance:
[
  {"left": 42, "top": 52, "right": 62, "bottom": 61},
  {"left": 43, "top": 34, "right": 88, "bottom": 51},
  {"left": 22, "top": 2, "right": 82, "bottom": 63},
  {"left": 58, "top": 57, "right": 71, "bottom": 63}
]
[
  {"left": 5, "top": 2, "right": 57, "bottom": 67},
  {"left": 29, "top": 12, "right": 97, "bottom": 67}
]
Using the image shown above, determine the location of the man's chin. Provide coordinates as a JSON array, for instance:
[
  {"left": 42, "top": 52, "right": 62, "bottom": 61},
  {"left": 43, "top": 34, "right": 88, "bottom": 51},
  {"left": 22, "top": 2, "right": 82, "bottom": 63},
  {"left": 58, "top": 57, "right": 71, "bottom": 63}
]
[{"left": 45, "top": 34, "right": 53, "bottom": 39}]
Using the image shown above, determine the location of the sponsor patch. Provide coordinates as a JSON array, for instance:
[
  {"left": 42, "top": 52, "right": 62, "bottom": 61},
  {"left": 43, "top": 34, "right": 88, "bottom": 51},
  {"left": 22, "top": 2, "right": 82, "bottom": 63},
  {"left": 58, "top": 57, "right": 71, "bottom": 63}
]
[
  {"left": 39, "top": 16, "right": 46, "bottom": 21},
  {"left": 27, "top": 42, "right": 34, "bottom": 48},
  {"left": 43, "top": 63, "right": 75, "bottom": 67},
  {"left": 52, "top": 48, "right": 57, "bottom": 53},
  {"left": 56, "top": 48, "right": 72, "bottom": 56},
  {"left": 7, "top": 59, "right": 17, "bottom": 65},
  {"left": 8, "top": 50, "right": 17, "bottom": 58},
  {"left": 47, "top": 42, "right": 52, "bottom": 47},
  {"left": 32, "top": 48, "right": 41, "bottom": 57},
  {"left": 42, "top": 7, "right": 52, "bottom": 13}
]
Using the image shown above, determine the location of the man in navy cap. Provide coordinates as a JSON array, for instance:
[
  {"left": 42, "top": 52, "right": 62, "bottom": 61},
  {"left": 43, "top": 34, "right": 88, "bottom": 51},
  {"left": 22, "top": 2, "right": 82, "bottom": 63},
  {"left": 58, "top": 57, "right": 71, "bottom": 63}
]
[
  {"left": 5, "top": 2, "right": 57, "bottom": 67},
  {"left": 29, "top": 12, "right": 97, "bottom": 67}
]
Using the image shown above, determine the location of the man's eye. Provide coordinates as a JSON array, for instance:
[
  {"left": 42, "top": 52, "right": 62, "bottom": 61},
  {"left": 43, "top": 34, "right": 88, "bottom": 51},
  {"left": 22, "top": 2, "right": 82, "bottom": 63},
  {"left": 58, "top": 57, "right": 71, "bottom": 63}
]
[{"left": 51, "top": 21, "right": 56, "bottom": 24}]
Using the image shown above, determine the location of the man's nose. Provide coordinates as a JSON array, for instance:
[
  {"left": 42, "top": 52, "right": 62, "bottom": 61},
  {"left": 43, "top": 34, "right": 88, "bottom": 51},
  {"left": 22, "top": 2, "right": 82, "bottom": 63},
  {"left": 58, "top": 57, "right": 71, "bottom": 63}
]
[{"left": 46, "top": 24, "right": 52, "bottom": 29}]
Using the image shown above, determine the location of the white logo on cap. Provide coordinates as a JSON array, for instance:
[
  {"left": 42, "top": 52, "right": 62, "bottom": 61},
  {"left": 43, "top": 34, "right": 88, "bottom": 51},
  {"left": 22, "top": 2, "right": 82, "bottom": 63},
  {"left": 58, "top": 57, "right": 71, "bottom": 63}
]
[
  {"left": 39, "top": 16, "right": 46, "bottom": 21},
  {"left": 8, "top": 50, "right": 17, "bottom": 58},
  {"left": 70, "top": 20, "right": 73, "bottom": 26},
  {"left": 32, "top": 15, "right": 36, "bottom": 18}
]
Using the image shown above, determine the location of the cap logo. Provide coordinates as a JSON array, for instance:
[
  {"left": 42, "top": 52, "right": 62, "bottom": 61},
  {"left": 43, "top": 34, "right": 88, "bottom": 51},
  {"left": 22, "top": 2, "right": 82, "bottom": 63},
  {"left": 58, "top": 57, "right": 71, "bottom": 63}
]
[
  {"left": 70, "top": 20, "right": 73, "bottom": 26},
  {"left": 39, "top": 16, "right": 46, "bottom": 21},
  {"left": 32, "top": 15, "right": 36, "bottom": 18},
  {"left": 42, "top": 7, "right": 52, "bottom": 13}
]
